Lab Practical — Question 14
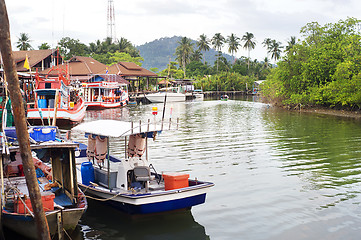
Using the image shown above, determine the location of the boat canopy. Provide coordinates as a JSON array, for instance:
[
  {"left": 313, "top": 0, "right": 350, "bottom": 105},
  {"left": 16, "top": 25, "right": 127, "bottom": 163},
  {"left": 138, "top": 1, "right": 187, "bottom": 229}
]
[{"left": 72, "top": 119, "right": 177, "bottom": 138}]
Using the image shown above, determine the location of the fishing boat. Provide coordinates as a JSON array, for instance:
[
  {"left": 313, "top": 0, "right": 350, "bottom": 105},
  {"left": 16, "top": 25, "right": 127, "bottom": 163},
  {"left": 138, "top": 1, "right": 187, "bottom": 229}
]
[
  {"left": 1, "top": 126, "right": 88, "bottom": 239},
  {"left": 146, "top": 86, "right": 186, "bottom": 103},
  {"left": 27, "top": 67, "right": 87, "bottom": 126},
  {"left": 81, "top": 74, "right": 129, "bottom": 109},
  {"left": 193, "top": 89, "right": 204, "bottom": 100},
  {"left": 72, "top": 119, "right": 214, "bottom": 215}
]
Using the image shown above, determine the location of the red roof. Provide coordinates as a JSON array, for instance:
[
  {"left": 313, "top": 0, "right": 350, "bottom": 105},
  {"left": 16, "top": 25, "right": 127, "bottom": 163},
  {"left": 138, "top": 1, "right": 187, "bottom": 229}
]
[
  {"left": 101, "top": 62, "right": 158, "bottom": 78},
  {"left": 10, "top": 49, "right": 62, "bottom": 72}
]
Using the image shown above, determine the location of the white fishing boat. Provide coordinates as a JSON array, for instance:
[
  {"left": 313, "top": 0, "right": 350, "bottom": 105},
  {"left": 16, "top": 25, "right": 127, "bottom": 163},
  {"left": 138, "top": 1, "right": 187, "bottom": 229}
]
[
  {"left": 72, "top": 119, "right": 214, "bottom": 215},
  {"left": 146, "top": 86, "right": 186, "bottom": 103},
  {"left": 1, "top": 126, "right": 87, "bottom": 239},
  {"left": 193, "top": 89, "right": 204, "bottom": 100}
]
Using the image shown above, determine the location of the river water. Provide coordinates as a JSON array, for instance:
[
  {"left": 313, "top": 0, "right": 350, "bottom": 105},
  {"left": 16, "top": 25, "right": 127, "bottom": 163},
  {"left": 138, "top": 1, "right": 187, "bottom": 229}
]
[{"left": 7, "top": 97, "right": 361, "bottom": 239}]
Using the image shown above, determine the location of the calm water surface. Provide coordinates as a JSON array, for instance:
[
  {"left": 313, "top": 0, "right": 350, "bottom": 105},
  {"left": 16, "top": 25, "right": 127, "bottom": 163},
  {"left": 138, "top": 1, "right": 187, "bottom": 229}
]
[{"left": 69, "top": 98, "right": 361, "bottom": 239}]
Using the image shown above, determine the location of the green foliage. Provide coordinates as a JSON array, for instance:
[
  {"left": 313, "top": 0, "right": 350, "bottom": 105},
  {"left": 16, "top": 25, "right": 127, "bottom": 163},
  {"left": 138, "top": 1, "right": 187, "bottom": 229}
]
[
  {"left": 16, "top": 33, "right": 33, "bottom": 51},
  {"left": 57, "top": 37, "right": 88, "bottom": 60},
  {"left": 262, "top": 17, "right": 361, "bottom": 109},
  {"left": 137, "top": 36, "right": 233, "bottom": 71},
  {"left": 193, "top": 72, "right": 256, "bottom": 92},
  {"left": 92, "top": 52, "right": 144, "bottom": 66},
  {"left": 38, "top": 43, "right": 50, "bottom": 50}
]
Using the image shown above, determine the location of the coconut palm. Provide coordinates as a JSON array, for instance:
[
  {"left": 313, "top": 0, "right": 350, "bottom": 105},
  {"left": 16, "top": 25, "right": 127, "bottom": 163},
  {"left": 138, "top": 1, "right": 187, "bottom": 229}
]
[
  {"left": 268, "top": 40, "right": 283, "bottom": 63},
  {"left": 16, "top": 33, "right": 33, "bottom": 50},
  {"left": 211, "top": 33, "right": 225, "bottom": 72},
  {"left": 262, "top": 38, "right": 272, "bottom": 57},
  {"left": 175, "top": 37, "right": 194, "bottom": 78},
  {"left": 241, "top": 32, "right": 256, "bottom": 70},
  {"left": 118, "top": 37, "right": 132, "bottom": 52},
  {"left": 262, "top": 57, "right": 271, "bottom": 69},
  {"left": 227, "top": 33, "right": 240, "bottom": 63},
  {"left": 197, "top": 34, "right": 210, "bottom": 64},
  {"left": 285, "top": 36, "right": 297, "bottom": 53},
  {"left": 191, "top": 49, "right": 203, "bottom": 62}
]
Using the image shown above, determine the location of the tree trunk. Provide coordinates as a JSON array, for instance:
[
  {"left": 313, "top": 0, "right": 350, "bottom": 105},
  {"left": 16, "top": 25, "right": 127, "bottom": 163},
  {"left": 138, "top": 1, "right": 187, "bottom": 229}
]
[{"left": 0, "top": 1, "right": 51, "bottom": 239}]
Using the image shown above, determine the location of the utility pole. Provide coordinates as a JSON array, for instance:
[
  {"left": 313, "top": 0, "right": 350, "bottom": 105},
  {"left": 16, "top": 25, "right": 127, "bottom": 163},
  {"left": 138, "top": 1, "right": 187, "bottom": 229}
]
[{"left": 0, "top": 1, "right": 51, "bottom": 239}]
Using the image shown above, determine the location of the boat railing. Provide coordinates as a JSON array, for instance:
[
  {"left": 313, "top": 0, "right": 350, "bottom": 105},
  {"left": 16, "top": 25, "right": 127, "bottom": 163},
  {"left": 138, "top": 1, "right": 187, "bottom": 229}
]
[{"left": 128, "top": 118, "right": 179, "bottom": 135}]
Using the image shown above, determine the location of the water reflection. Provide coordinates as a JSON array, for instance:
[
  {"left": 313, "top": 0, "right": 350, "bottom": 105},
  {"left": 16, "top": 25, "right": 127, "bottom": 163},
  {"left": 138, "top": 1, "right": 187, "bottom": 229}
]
[
  {"left": 70, "top": 100, "right": 361, "bottom": 239},
  {"left": 262, "top": 109, "right": 361, "bottom": 206},
  {"left": 79, "top": 199, "right": 209, "bottom": 240}
]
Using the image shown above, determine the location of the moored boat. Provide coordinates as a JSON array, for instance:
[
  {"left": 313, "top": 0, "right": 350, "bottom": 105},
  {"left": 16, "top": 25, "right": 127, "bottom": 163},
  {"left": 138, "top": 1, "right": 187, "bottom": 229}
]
[
  {"left": 26, "top": 67, "right": 87, "bottom": 126},
  {"left": 146, "top": 86, "right": 186, "bottom": 103},
  {"left": 193, "top": 89, "right": 204, "bottom": 100},
  {"left": 1, "top": 126, "right": 87, "bottom": 239},
  {"left": 81, "top": 74, "right": 129, "bottom": 109},
  {"left": 72, "top": 119, "right": 214, "bottom": 215}
]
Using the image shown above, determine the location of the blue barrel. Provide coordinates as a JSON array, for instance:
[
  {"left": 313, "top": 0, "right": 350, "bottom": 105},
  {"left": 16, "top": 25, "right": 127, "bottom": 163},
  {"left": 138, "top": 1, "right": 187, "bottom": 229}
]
[
  {"left": 38, "top": 99, "right": 47, "bottom": 108},
  {"left": 81, "top": 162, "right": 95, "bottom": 186}
]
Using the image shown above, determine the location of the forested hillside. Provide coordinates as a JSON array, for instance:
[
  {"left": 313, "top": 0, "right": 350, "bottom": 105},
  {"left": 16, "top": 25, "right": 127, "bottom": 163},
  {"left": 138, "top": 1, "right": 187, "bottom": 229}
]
[{"left": 137, "top": 36, "right": 232, "bottom": 71}]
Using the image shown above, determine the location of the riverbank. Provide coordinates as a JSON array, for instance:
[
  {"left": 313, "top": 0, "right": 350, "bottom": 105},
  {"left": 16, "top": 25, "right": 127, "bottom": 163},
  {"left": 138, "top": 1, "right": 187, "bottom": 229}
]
[{"left": 288, "top": 105, "right": 361, "bottom": 119}]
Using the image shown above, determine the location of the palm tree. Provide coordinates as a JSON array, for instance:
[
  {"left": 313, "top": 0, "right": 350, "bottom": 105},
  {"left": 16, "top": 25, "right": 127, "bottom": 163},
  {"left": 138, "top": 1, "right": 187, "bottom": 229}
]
[
  {"left": 191, "top": 49, "right": 203, "bottom": 62},
  {"left": 211, "top": 33, "right": 225, "bottom": 72},
  {"left": 16, "top": 33, "right": 33, "bottom": 50},
  {"left": 262, "top": 57, "right": 271, "bottom": 69},
  {"left": 175, "top": 37, "right": 194, "bottom": 78},
  {"left": 285, "top": 36, "right": 297, "bottom": 53},
  {"left": 118, "top": 37, "right": 132, "bottom": 52},
  {"left": 227, "top": 33, "right": 240, "bottom": 63},
  {"left": 262, "top": 38, "right": 272, "bottom": 56},
  {"left": 268, "top": 40, "right": 283, "bottom": 63},
  {"left": 197, "top": 34, "right": 210, "bottom": 64},
  {"left": 241, "top": 32, "right": 256, "bottom": 70}
]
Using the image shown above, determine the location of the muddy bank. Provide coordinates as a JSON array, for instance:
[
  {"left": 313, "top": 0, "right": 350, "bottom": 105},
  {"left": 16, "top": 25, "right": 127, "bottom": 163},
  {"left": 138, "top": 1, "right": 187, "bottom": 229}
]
[{"left": 285, "top": 106, "right": 361, "bottom": 119}]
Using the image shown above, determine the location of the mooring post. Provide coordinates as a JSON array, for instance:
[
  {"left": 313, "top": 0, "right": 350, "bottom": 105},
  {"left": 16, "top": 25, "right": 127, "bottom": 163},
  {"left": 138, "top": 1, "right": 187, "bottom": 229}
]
[{"left": 0, "top": 1, "right": 51, "bottom": 239}]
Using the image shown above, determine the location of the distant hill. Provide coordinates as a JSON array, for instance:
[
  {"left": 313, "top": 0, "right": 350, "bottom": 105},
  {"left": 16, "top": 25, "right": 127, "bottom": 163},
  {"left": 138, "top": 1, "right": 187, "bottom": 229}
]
[{"left": 136, "top": 36, "right": 233, "bottom": 71}]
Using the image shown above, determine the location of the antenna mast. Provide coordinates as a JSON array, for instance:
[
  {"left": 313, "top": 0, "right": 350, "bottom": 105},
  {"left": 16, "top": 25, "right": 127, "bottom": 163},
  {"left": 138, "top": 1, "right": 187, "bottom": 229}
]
[{"left": 107, "top": 0, "right": 116, "bottom": 42}]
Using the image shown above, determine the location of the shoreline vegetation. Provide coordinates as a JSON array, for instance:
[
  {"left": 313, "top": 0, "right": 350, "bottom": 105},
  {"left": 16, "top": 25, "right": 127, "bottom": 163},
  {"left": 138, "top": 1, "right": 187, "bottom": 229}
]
[
  {"left": 16, "top": 18, "right": 361, "bottom": 116},
  {"left": 261, "top": 17, "right": 361, "bottom": 112}
]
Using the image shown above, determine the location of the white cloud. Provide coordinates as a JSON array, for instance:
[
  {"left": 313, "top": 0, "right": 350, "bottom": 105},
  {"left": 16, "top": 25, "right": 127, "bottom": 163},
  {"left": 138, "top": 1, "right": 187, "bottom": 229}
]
[{"left": 5, "top": 0, "right": 361, "bottom": 60}]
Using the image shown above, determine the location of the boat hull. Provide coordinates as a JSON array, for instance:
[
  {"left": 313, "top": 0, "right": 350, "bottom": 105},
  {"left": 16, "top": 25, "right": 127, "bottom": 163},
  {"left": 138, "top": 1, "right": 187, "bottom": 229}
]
[
  {"left": 78, "top": 181, "right": 213, "bottom": 215},
  {"left": 27, "top": 103, "right": 87, "bottom": 126},
  {"left": 85, "top": 98, "right": 127, "bottom": 110},
  {"left": 145, "top": 92, "right": 186, "bottom": 103},
  {"left": 2, "top": 207, "right": 86, "bottom": 239}
]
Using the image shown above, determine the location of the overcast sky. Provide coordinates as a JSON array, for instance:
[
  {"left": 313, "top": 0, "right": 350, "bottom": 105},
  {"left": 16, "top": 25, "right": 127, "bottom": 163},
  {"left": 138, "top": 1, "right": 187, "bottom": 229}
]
[{"left": 5, "top": 0, "right": 360, "bottom": 61}]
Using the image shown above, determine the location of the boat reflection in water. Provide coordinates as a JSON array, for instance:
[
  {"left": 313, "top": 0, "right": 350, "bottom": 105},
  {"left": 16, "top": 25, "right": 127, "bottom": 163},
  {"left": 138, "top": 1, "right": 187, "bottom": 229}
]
[{"left": 80, "top": 199, "right": 209, "bottom": 240}]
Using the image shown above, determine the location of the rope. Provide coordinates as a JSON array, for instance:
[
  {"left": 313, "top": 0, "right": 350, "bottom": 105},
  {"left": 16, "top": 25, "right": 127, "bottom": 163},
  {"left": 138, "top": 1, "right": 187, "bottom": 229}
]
[{"left": 82, "top": 184, "right": 138, "bottom": 202}]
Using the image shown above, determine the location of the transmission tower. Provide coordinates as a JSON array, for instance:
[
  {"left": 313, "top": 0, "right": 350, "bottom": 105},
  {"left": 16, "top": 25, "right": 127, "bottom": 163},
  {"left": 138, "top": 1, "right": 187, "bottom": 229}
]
[{"left": 107, "top": 0, "right": 116, "bottom": 42}]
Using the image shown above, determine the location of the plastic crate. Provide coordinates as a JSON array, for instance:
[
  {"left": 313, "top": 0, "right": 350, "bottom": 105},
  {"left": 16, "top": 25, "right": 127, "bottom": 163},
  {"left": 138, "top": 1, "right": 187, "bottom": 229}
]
[
  {"left": 163, "top": 173, "right": 189, "bottom": 190},
  {"left": 29, "top": 126, "right": 57, "bottom": 142},
  {"left": 15, "top": 192, "right": 55, "bottom": 214},
  {"left": 4, "top": 127, "right": 17, "bottom": 142}
]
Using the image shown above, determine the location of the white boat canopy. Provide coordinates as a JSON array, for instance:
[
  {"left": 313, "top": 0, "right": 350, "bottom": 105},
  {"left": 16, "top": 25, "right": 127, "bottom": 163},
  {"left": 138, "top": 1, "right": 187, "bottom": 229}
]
[{"left": 72, "top": 119, "right": 176, "bottom": 138}]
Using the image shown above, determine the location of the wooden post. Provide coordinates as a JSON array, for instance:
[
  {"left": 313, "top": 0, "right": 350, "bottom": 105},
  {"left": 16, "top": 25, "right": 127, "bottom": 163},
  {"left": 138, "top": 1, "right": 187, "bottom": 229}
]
[
  {"left": 0, "top": 1, "right": 51, "bottom": 240},
  {"left": 52, "top": 89, "right": 59, "bottom": 126}
]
